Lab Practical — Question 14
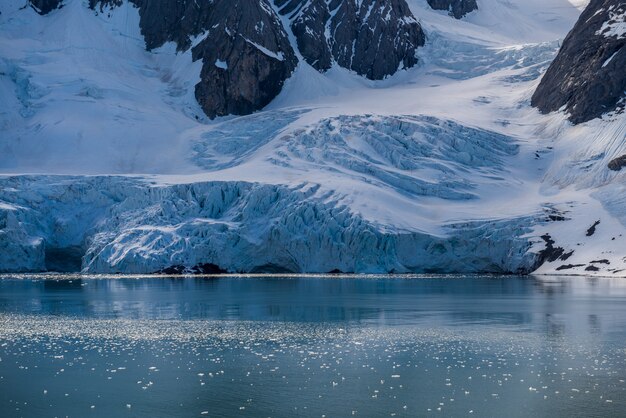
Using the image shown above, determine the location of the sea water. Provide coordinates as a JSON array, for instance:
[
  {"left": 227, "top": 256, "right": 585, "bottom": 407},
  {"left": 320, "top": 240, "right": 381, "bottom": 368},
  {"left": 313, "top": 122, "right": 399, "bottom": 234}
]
[{"left": 0, "top": 275, "right": 625, "bottom": 417}]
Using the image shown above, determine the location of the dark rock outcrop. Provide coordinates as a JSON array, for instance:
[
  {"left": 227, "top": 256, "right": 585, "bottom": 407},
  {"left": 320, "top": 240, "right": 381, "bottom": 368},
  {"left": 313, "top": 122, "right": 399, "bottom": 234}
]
[
  {"left": 537, "top": 233, "right": 567, "bottom": 263},
  {"left": 91, "top": 0, "right": 297, "bottom": 118},
  {"left": 608, "top": 154, "right": 626, "bottom": 171},
  {"left": 158, "top": 263, "right": 228, "bottom": 274},
  {"left": 556, "top": 264, "right": 585, "bottom": 271},
  {"left": 532, "top": 0, "right": 626, "bottom": 124},
  {"left": 191, "top": 1, "right": 297, "bottom": 118},
  {"left": 586, "top": 220, "right": 601, "bottom": 236},
  {"left": 275, "top": 0, "right": 425, "bottom": 79},
  {"left": 29, "top": 0, "right": 63, "bottom": 15},
  {"left": 534, "top": 233, "right": 578, "bottom": 272},
  {"left": 193, "top": 263, "right": 228, "bottom": 274},
  {"left": 426, "top": 0, "right": 477, "bottom": 19},
  {"left": 158, "top": 265, "right": 186, "bottom": 275}
]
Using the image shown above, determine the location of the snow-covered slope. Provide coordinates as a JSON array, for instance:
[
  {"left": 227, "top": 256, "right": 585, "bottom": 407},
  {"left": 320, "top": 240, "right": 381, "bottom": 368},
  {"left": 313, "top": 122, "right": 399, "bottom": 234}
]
[{"left": 0, "top": 0, "right": 624, "bottom": 275}]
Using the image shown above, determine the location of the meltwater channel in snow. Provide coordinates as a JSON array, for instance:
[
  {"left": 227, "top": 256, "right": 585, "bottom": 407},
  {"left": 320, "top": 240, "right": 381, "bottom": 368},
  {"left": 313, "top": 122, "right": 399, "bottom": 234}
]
[{"left": 1, "top": 275, "right": 626, "bottom": 417}]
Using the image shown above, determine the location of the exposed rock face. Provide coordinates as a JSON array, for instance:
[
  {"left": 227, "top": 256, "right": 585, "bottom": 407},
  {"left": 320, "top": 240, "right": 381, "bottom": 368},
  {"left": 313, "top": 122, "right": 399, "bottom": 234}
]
[
  {"left": 426, "top": 0, "right": 478, "bottom": 19},
  {"left": 91, "top": 0, "right": 297, "bottom": 118},
  {"left": 190, "top": 1, "right": 297, "bottom": 118},
  {"left": 29, "top": 0, "right": 63, "bottom": 15},
  {"left": 276, "top": 0, "right": 333, "bottom": 71},
  {"left": 608, "top": 155, "right": 626, "bottom": 171},
  {"left": 532, "top": 0, "right": 626, "bottom": 124},
  {"left": 275, "top": 0, "right": 425, "bottom": 79}
]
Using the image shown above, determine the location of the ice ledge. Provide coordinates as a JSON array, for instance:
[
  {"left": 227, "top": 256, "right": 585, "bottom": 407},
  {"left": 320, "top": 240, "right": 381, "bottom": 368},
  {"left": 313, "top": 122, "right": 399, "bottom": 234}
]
[{"left": 0, "top": 176, "right": 542, "bottom": 274}]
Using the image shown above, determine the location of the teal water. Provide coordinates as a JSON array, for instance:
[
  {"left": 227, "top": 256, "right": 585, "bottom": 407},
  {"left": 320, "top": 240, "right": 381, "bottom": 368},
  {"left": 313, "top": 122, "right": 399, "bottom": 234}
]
[{"left": 0, "top": 275, "right": 625, "bottom": 417}]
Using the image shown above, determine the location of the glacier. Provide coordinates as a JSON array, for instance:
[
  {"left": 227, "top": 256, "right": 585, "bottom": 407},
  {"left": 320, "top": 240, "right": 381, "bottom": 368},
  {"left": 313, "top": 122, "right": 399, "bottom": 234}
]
[
  {"left": 0, "top": 0, "right": 624, "bottom": 276},
  {"left": 0, "top": 176, "right": 542, "bottom": 274}
]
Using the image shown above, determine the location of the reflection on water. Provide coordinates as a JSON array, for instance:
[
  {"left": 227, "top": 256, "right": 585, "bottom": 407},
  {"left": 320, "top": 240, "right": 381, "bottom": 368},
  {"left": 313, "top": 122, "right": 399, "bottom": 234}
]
[{"left": 0, "top": 275, "right": 625, "bottom": 417}]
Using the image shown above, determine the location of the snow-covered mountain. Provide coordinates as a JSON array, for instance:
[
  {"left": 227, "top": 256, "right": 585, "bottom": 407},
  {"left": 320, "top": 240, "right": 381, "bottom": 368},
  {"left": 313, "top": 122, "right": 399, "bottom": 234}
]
[{"left": 0, "top": 0, "right": 624, "bottom": 275}]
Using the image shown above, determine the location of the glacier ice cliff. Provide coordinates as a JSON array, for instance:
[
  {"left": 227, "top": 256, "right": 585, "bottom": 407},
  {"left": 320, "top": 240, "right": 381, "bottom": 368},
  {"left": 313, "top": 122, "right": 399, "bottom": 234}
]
[{"left": 0, "top": 176, "right": 543, "bottom": 274}]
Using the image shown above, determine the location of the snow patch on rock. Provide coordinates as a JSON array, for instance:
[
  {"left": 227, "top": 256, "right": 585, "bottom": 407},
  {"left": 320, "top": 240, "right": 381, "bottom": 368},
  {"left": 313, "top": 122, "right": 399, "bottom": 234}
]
[{"left": 596, "top": 5, "right": 626, "bottom": 39}]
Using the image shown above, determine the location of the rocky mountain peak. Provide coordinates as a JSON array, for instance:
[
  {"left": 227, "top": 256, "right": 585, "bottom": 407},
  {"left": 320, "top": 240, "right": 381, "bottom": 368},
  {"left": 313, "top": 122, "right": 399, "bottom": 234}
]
[{"left": 276, "top": 0, "right": 425, "bottom": 80}]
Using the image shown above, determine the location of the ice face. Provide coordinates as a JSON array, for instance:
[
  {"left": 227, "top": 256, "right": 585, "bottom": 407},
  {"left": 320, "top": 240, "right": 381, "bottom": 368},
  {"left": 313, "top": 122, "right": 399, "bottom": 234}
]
[{"left": 0, "top": 176, "right": 542, "bottom": 274}]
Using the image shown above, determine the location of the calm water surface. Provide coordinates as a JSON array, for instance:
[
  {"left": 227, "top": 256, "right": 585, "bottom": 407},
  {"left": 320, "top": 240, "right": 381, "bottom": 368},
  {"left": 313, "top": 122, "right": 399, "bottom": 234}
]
[{"left": 0, "top": 274, "right": 625, "bottom": 417}]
